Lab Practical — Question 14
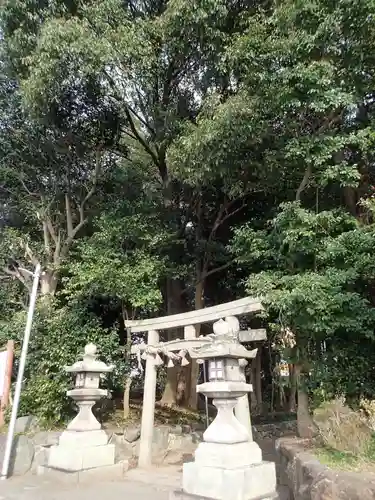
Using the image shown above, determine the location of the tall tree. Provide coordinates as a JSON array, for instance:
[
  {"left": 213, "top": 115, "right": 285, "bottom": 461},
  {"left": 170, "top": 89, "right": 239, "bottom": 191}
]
[
  {"left": 2, "top": 0, "right": 265, "bottom": 406},
  {"left": 0, "top": 55, "right": 123, "bottom": 298}
]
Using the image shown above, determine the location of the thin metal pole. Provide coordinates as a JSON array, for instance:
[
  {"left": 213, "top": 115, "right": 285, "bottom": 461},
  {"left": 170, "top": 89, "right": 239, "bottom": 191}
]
[{"left": 1, "top": 264, "right": 41, "bottom": 480}]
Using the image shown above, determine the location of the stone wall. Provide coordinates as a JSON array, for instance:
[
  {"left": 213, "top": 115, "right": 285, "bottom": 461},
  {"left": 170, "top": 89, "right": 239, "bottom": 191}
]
[
  {"left": 253, "top": 420, "right": 296, "bottom": 440},
  {"left": 276, "top": 437, "right": 375, "bottom": 500},
  {"left": 0, "top": 417, "right": 297, "bottom": 477}
]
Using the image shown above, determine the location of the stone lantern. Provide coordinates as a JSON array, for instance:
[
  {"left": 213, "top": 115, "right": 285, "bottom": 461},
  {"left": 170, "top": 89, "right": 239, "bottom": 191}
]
[
  {"left": 176, "top": 318, "right": 277, "bottom": 500},
  {"left": 48, "top": 343, "right": 116, "bottom": 472},
  {"left": 65, "top": 343, "right": 113, "bottom": 432}
]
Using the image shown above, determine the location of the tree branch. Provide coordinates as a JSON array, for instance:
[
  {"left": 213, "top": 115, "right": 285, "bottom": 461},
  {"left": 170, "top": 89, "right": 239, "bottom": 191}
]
[
  {"left": 60, "top": 149, "right": 102, "bottom": 258},
  {"left": 209, "top": 197, "right": 247, "bottom": 242},
  {"left": 103, "top": 68, "right": 156, "bottom": 144},
  {"left": 75, "top": 149, "right": 102, "bottom": 231},
  {"left": 18, "top": 240, "right": 39, "bottom": 268},
  {"left": 42, "top": 221, "right": 51, "bottom": 257},
  {"left": 53, "top": 231, "right": 62, "bottom": 267},
  {"left": 46, "top": 217, "right": 58, "bottom": 246},
  {"left": 2, "top": 266, "right": 32, "bottom": 294},
  {"left": 65, "top": 194, "right": 74, "bottom": 238},
  {"left": 180, "top": 259, "right": 236, "bottom": 298},
  {"left": 296, "top": 165, "right": 312, "bottom": 201},
  {"left": 123, "top": 106, "right": 160, "bottom": 167},
  {"left": 19, "top": 177, "right": 40, "bottom": 198},
  {"left": 134, "top": 86, "right": 155, "bottom": 136},
  {"left": 197, "top": 196, "right": 247, "bottom": 298},
  {"left": 218, "top": 200, "right": 248, "bottom": 229},
  {"left": 127, "top": 104, "right": 155, "bottom": 136},
  {"left": 201, "top": 260, "right": 236, "bottom": 281}
]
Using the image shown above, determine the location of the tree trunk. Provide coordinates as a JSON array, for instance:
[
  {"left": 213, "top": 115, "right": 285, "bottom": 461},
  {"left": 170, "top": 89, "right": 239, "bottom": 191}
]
[
  {"left": 176, "top": 368, "right": 187, "bottom": 405},
  {"left": 278, "top": 382, "right": 286, "bottom": 412},
  {"left": 40, "top": 269, "right": 58, "bottom": 297},
  {"left": 343, "top": 186, "right": 358, "bottom": 217},
  {"left": 159, "top": 278, "right": 185, "bottom": 406},
  {"left": 288, "top": 364, "right": 297, "bottom": 412},
  {"left": 160, "top": 365, "right": 178, "bottom": 406},
  {"left": 187, "top": 280, "right": 204, "bottom": 409},
  {"left": 295, "top": 364, "right": 317, "bottom": 438}
]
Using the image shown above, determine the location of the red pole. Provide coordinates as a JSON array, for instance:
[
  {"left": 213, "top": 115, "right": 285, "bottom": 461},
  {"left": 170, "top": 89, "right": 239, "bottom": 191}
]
[{"left": 0, "top": 341, "right": 14, "bottom": 427}]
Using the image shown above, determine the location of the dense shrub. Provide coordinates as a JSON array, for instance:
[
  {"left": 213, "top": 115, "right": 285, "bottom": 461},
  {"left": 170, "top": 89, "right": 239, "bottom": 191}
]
[
  {"left": 0, "top": 303, "right": 126, "bottom": 426},
  {"left": 308, "top": 341, "right": 375, "bottom": 409}
]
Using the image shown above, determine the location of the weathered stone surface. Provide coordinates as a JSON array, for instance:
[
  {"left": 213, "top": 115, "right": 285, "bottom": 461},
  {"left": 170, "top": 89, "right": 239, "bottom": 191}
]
[
  {"left": 0, "top": 434, "right": 35, "bottom": 476},
  {"left": 109, "top": 433, "right": 135, "bottom": 461},
  {"left": 171, "top": 425, "right": 183, "bottom": 435},
  {"left": 176, "top": 313, "right": 277, "bottom": 499},
  {"left": 153, "top": 426, "right": 171, "bottom": 451},
  {"left": 14, "top": 415, "right": 40, "bottom": 435},
  {"left": 31, "top": 431, "right": 61, "bottom": 447},
  {"left": 31, "top": 445, "right": 49, "bottom": 474},
  {"left": 119, "top": 425, "right": 202, "bottom": 465},
  {"left": 252, "top": 421, "right": 297, "bottom": 441},
  {"left": 21, "top": 421, "right": 297, "bottom": 475},
  {"left": 169, "top": 433, "right": 196, "bottom": 452},
  {"left": 182, "top": 460, "right": 277, "bottom": 500},
  {"left": 277, "top": 437, "right": 375, "bottom": 500},
  {"left": 37, "top": 460, "right": 129, "bottom": 483},
  {"left": 191, "top": 422, "right": 205, "bottom": 432},
  {"left": 124, "top": 426, "right": 141, "bottom": 443},
  {"left": 48, "top": 441, "right": 115, "bottom": 471},
  {"left": 191, "top": 431, "right": 203, "bottom": 444}
]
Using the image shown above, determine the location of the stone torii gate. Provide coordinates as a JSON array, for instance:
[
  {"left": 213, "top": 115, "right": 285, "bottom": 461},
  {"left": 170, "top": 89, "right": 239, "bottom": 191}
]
[{"left": 126, "top": 297, "right": 266, "bottom": 467}]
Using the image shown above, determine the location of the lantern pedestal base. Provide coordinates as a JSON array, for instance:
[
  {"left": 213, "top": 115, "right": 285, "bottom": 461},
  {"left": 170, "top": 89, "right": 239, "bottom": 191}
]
[
  {"left": 47, "top": 430, "right": 115, "bottom": 472},
  {"left": 180, "top": 460, "right": 276, "bottom": 500},
  {"left": 178, "top": 440, "right": 276, "bottom": 500},
  {"left": 194, "top": 441, "right": 262, "bottom": 468}
]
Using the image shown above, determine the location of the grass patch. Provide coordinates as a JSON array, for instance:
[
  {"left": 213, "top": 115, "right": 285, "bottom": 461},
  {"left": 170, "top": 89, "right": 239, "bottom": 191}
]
[
  {"left": 313, "top": 434, "right": 375, "bottom": 472},
  {"left": 102, "top": 402, "right": 206, "bottom": 431}
]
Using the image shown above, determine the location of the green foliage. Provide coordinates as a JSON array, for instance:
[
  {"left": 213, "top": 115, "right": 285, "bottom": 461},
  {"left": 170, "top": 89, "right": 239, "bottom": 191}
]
[
  {"left": 232, "top": 202, "right": 375, "bottom": 401},
  {"left": 0, "top": 304, "right": 125, "bottom": 425},
  {"left": 308, "top": 342, "right": 375, "bottom": 408},
  {"left": 169, "top": 0, "right": 375, "bottom": 200},
  {"left": 64, "top": 210, "right": 167, "bottom": 313},
  {"left": 2, "top": 0, "right": 375, "bottom": 421}
]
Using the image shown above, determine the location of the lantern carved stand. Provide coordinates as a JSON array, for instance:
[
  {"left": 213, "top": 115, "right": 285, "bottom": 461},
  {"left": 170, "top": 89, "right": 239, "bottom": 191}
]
[
  {"left": 172, "top": 318, "right": 277, "bottom": 500},
  {"left": 47, "top": 343, "right": 115, "bottom": 472}
]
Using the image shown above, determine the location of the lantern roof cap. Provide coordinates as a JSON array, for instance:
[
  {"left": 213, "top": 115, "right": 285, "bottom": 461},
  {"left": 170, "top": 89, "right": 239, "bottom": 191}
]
[
  {"left": 189, "top": 318, "right": 257, "bottom": 360},
  {"left": 65, "top": 343, "right": 114, "bottom": 373},
  {"left": 190, "top": 341, "right": 257, "bottom": 360}
]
